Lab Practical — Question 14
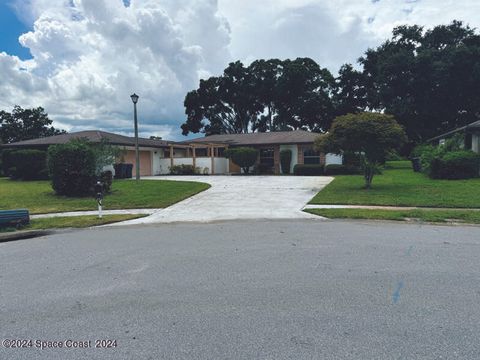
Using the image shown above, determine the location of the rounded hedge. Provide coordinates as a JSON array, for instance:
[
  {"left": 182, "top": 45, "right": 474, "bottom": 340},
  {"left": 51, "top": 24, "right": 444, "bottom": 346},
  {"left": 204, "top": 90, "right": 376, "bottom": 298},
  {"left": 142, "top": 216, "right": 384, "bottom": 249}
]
[
  {"left": 47, "top": 141, "right": 96, "bottom": 196},
  {"left": 6, "top": 149, "right": 49, "bottom": 180},
  {"left": 225, "top": 147, "right": 258, "bottom": 174},
  {"left": 430, "top": 150, "right": 480, "bottom": 179}
]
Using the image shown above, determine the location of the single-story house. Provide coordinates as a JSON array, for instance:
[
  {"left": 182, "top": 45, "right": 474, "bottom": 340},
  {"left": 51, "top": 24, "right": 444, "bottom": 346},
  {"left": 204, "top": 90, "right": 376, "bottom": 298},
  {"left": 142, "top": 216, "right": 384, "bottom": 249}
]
[
  {"left": 428, "top": 120, "right": 480, "bottom": 153},
  {"left": 179, "top": 130, "right": 342, "bottom": 175},
  {"left": 2, "top": 129, "right": 342, "bottom": 176}
]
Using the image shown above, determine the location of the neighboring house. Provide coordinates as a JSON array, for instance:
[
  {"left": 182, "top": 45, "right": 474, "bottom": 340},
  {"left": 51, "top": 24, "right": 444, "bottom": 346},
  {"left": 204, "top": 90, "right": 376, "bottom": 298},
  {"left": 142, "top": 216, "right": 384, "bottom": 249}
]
[
  {"left": 429, "top": 120, "right": 480, "bottom": 153},
  {"left": 1, "top": 130, "right": 169, "bottom": 177},
  {"left": 2, "top": 129, "right": 342, "bottom": 176}
]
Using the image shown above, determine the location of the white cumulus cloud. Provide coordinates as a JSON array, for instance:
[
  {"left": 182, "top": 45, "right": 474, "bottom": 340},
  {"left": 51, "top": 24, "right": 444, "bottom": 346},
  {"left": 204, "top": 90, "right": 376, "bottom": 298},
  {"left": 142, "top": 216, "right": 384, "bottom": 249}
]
[
  {"left": 1, "top": 0, "right": 480, "bottom": 139},
  {"left": 1, "top": 0, "right": 231, "bottom": 139}
]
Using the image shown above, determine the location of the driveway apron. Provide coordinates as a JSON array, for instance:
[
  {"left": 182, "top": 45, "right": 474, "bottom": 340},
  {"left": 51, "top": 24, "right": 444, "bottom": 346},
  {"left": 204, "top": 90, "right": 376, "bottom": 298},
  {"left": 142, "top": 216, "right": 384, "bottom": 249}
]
[{"left": 117, "top": 175, "right": 333, "bottom": 224}]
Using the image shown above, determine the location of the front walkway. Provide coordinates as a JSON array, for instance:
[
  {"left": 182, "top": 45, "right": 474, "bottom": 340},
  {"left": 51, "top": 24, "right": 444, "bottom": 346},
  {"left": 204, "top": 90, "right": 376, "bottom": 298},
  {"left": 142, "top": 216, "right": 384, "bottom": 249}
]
[
  {"left": 304, "top": 205, "right": 480, "bottom": 211},
  {"left": 114, "top": 175, "right": 334, "bottom": 224}
]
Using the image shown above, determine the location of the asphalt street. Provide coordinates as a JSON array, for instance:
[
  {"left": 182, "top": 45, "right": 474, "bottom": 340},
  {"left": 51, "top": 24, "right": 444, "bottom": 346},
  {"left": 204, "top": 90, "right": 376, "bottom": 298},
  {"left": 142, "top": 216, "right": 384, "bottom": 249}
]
[{"left": 1, "top": 219, "right": 480, "bottom": 359}]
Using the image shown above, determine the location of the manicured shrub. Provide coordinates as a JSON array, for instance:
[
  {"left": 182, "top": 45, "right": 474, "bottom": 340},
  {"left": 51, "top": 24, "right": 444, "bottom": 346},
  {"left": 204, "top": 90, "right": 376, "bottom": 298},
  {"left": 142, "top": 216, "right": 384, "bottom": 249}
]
[
  {"left": 169, "top": 164, "right": 199, "bottom": 175},
  {"left": 293, "top": 164, "right": 324, "bottom": 176},
  {"left": 315, "top": 112, "right": 406, "bottom": 188},
  {"left": 280, "top": 149, "right": 292, "bottom": 174},
  {"left": 224, "top": 147, "right": 258, "bottom": 174},
  {"left": 7, "top": 149, "right": 49, "bottom": 180},
  {"left": 1, "top": 149, "right": 14, "bottom": 176},
  {"left": 47, "top": 140, "right": 96, "bottom": 196},
  {"left": 412, "top": 144, "right": 441, "bottom": 174},
  {"left": 324, "top": 164, "right": 361, "bottom": 175},
  {"left": 429, "top": 151, "right": 480, "bottom": 179}
]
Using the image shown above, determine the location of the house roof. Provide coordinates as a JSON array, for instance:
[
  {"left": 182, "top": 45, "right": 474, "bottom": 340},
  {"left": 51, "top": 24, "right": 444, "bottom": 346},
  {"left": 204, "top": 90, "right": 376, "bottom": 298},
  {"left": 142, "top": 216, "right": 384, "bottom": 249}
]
[
  {"left": 428, "top": 120, "right": 480, "bottom": 142},
  {"left": 1, "top": 130, "right": 169, "bottom": 149},
  {"left": 467, "top": 120, "right": 480, "bottom": 129},
  {"left": 181, "top": 130, "right": 320, "bottom": 146}
]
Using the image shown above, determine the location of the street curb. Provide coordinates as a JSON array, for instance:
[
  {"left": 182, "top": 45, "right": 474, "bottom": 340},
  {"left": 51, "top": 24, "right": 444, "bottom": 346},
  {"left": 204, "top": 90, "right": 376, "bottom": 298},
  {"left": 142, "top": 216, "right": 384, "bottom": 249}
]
[{"left": 0, "top": 230, "right": 54, "bottom": 243}]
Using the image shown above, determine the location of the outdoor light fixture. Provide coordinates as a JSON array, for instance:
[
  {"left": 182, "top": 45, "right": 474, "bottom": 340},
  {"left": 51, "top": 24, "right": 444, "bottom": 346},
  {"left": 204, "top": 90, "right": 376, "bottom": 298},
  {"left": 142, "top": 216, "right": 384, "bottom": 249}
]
[
  {"left": 130, "top": 93, "right": 139, "bottom": 104},
  {"left": 130, "top": 93, "right": 140, "bottom": 181}
]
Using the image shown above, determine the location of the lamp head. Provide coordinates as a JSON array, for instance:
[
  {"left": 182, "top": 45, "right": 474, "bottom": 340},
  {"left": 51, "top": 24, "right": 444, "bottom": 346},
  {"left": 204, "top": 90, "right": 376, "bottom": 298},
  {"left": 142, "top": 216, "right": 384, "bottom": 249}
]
[{"left": 130, "top": 93, "right": 139, "bottom": 104}]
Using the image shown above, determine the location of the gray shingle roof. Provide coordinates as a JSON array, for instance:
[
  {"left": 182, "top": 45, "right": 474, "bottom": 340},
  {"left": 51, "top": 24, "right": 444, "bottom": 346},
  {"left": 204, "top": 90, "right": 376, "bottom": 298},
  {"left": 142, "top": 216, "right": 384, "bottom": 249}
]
[
  {"left": 467, "top": 120, "right": 480, "bottom": 129},
  {"left": 181, "top": 130, "right": 320, "bottom": 146},
  {"left": 428, "top": 119, "right": 480, "bottom": 142},
  {"left": 2, "top": 130, "right": 169, "bottom": 148}
]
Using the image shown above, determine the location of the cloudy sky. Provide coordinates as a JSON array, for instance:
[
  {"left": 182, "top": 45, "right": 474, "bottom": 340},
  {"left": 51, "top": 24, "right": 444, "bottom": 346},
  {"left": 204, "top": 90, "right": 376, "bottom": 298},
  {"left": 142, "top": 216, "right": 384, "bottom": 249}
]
[{"left": 0, "top": 0, "right": 479, "bottom": 140}]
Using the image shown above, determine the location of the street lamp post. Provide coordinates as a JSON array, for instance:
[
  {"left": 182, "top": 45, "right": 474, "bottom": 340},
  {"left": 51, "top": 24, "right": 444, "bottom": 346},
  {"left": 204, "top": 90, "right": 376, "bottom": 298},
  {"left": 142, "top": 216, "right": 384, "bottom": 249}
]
[{"left": 130, "top": 93, "right": 140, "bottom": 181}]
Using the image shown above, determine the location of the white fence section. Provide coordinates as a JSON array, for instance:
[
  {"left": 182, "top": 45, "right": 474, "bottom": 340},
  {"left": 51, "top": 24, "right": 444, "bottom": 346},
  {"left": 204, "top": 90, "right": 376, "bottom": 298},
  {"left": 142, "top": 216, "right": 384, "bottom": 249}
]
[
  {"left": 174, "top": 157, "right": 194, "bottom": 166},
  {"left": 214, "top": 158, "right": 228, "bottom": 174},
  {"left": 154, "top": 156, "right": 229, "bottom": 175},
  {"left": 196, "top": 158, "right": 212, "bottom": 174},
  {"left": 325, "top": 153, "right": 343, "bottom": 165},
  {"left": 157, "top": 158, "right": 171, "bottom": 175}
]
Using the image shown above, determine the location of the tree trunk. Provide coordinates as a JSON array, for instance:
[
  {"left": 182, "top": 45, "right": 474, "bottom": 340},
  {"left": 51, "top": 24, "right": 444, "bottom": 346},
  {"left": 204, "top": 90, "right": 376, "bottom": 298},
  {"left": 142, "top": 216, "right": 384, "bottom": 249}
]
[{"left": 363, "top": 161, "right": 376, "bottom": 189}]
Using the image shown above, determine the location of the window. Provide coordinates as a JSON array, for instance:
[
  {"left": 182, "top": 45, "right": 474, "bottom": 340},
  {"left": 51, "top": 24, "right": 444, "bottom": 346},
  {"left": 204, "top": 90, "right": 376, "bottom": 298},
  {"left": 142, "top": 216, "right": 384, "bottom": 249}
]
[
  {"left": 259, "top": 148, "right": 274, "bottom": 167},
  {"left": 303, "top": 148, "right": 320, "bottom": 164},
  {"left": 164, "top": 149, "right": 170, "bottom": 158},
  {"left": 195, "top": 148, "right": 208, "bottom": 157}
]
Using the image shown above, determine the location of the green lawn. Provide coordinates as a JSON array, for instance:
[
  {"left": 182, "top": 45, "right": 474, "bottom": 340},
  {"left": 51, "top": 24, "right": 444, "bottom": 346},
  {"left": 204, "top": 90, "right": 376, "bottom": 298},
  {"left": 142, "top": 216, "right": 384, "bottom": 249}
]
[
  {"left": 0, "top": 214, "right": 146, "bottom": 233},
  {"left": 28, "top": 214, "right": 147, "bottom": 229},
  {"left": 0, "top": 178, "right": 210, "bottom": 214},
  {"left": 305, "top": 208, "right": 480, "bottom": 225},
  {"left": 310, "top": 161, "right": 480, "bottom": 208}
]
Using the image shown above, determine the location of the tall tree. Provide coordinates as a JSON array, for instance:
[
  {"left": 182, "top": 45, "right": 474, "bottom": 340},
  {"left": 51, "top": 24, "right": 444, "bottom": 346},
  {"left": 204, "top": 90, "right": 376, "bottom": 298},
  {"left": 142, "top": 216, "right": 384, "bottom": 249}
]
[
  {"left": 360, "top": 21, "right": 480, "bottom": 142},
  {"left": 333, "top": 64, "right": 367, "bottom": 116},
  {"left": 181, "top": 61, "right": 263, "bottom": 135},
  {"left": 181, "top": 58, "right": 335, "bottom": 135},
  {"left": 248, "top": 59, "right": 283, "bottom": 132},
  {"left": 274, "top": 58, "right": 335, "bottom": 131},
  {"left": 0, "top": 106, "right": 65, "bottom": 144}
]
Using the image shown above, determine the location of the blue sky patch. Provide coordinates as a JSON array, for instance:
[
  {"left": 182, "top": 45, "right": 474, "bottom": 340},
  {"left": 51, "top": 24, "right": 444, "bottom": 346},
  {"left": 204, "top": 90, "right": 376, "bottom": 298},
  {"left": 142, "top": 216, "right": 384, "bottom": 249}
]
[{"left": 0, "top": 2, "right": 31, "bottom": 60}]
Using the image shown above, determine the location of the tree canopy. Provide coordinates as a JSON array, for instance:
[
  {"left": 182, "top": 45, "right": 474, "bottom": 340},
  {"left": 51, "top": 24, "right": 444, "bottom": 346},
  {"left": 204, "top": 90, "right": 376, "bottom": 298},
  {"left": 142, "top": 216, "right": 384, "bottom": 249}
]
[
  {"left": 0, "top": 106, "right": 65, "bottom": 144},
  {"left": 181, "top": 58, "right": 335, "bottom": 135},
  {"left": 182, "top": 21, "right": 480, "bottom": 146},
  {"left": 315, "top": 112, "right": 406, "bottom": 188},
  {"left": 360, "top": 20, "right": 480, "bottom": 141}
]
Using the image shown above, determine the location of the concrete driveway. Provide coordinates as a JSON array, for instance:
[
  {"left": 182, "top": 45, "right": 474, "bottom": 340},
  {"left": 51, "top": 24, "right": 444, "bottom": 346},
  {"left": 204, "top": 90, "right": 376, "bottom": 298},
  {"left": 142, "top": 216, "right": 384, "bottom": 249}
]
[{"left": 120, "top": 175, "right": 333, "bottom": 224}]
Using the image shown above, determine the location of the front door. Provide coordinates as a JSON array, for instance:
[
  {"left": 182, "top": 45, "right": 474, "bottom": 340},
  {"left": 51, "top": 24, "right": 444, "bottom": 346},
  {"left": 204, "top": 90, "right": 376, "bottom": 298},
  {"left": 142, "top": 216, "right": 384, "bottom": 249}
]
[{"left": 259, "top": 148, "right": 275, "bottom": 174}]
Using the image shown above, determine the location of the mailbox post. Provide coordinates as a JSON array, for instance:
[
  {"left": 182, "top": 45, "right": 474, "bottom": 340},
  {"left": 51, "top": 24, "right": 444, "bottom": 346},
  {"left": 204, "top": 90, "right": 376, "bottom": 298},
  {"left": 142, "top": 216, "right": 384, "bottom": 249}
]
[{"left": 94, "top": 181, "right": 104, "bottom": 219}]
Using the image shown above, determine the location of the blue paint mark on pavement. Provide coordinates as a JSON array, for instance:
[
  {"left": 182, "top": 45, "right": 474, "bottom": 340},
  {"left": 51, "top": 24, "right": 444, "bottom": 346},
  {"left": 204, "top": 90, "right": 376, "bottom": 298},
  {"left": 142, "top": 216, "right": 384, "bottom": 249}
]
[
  {"left": 392, "top": 281, "right": 404, "bottom": 304},
  {"left": 406, "top": 245, "right": 414, "bottom": 256}
]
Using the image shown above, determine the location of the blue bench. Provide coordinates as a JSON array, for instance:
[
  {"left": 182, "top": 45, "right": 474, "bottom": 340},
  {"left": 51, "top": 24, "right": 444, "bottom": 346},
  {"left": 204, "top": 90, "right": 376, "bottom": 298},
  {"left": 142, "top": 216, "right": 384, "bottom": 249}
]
[{"left": 0, "top": 209, "right": 30, "bottom": 228}]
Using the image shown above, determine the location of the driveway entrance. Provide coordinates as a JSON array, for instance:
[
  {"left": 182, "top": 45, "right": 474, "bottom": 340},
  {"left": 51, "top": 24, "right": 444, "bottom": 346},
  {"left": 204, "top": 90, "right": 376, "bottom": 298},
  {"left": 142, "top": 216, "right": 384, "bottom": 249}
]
[{"left": 120, "top": 176, "right": 333, "bottom": 224}]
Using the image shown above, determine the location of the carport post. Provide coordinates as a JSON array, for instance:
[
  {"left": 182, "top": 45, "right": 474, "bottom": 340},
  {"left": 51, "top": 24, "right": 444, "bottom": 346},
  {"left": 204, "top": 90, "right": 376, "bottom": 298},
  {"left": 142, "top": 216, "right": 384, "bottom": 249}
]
[
  {"left": 210, "top": 144, "right": 215, "bottom": 174},
  {"left": 192, "top": 144, "right": 196, "bottom": 169}
]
